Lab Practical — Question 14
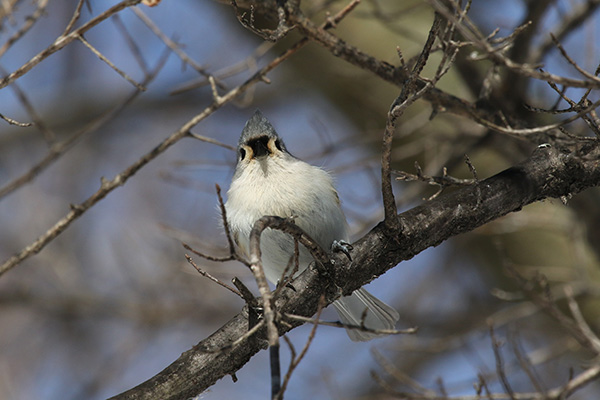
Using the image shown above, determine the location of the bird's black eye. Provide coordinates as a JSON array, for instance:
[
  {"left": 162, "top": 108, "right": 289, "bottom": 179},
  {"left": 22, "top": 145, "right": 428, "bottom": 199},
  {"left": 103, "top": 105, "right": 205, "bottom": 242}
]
[
  {"left": 239, "top": 148, "right": 246, "bottom": 160},
  {"left": 274, "top": 139, "right": 283, "bottom": 151}
]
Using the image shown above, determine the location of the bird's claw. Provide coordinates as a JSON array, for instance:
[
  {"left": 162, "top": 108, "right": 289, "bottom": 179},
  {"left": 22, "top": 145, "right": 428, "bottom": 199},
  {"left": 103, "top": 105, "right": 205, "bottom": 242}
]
[{"left": 332, "top": 239, "right": 353, "bottom": 261}]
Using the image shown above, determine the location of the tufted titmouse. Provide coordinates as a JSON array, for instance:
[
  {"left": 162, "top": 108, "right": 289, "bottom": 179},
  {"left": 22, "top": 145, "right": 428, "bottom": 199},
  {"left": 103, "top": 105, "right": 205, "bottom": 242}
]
[{"left": 225, "top": 110, "right": 399, "bottom": 341}]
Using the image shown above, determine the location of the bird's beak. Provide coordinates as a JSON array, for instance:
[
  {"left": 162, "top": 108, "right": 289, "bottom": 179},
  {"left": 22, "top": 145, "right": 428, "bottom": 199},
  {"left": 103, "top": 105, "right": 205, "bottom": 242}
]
[{"left": 251, "top": 137, "right": 269, "bottom": 158}]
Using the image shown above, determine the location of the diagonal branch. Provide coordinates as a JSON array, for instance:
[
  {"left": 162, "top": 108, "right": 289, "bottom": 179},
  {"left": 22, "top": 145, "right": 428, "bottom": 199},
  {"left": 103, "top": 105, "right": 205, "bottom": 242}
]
[
  {"left": 0, "top": 0, "right": 143, "bottom": 90},
  {"left": 109, "top": 142, "right": 600, "bottom": 400},
  {"left": 0, "top": 0, "right": 49, "bottom": 59},
  {"left": 76, "top": 34, "right": 146, "bottom": 90},
  {"left": 0, "top": 47, "right": 170, "bottom": 200}
]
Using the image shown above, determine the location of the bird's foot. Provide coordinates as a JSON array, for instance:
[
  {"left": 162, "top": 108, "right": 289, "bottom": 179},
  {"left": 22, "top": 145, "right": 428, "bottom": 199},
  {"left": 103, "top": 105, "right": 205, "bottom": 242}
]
[{"left": 331, "top": 240, "right": 353, "bottom": 261}]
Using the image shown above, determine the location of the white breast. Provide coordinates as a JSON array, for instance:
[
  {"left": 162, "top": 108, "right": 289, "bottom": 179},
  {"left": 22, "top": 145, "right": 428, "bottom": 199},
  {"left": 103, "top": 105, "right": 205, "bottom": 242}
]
[{"left": 225, "top": 154, "right": 348, "bottom": 284}]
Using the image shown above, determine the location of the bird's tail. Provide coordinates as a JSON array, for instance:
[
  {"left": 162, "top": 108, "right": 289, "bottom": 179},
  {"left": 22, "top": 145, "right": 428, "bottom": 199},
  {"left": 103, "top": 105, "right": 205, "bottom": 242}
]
[{"left": 333, "top": 288, "right": 399, "bottom": 342}]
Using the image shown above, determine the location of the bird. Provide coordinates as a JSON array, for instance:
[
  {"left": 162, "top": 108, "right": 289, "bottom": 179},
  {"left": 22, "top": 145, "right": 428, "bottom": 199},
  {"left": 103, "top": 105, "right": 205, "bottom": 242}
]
[{"left": 225, "top": 110, "right": 399, "bottom": 341}]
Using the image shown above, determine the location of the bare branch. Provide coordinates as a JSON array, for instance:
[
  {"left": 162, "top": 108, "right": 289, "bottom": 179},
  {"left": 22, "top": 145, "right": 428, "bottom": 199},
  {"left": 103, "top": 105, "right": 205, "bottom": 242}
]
[
  {"left": 564, "top": 285, "right": 600, "bottom": 354},
  {"left": 131, "top": 6, "right": 220, "bottom": 86},
  {"left": 489, "top": 324, "right": 516, "bottom": 400},
  {"left": 0, "top": 64, "right": 54, "bottom": 141},
  {"left": 470, "top": 97, "right": 600, "bottom": 138},
  {"left": 532, "top": 0, "right": 600, "bottom": 63},
  {"left": 0, "top": 0, "right": 49, "bottom": 59},
  {"left": 111, "top": 13, "right": 149, "bottom": 75},
  {"left": 76, "top": 34, "right": 147, "bottom": 90},
  {"left": 0, "top": 112, "right": 33, "bottom": 127},
  {"left": 430, "top": 0, "right": 600, "bottom": 89},
  {"left": 508, "top": 330, "right": 546, "bottom": 394},
  {"left": 62, "top": 0, "right": 86, "bottom": 36},
  {"left": 276, "top": 295, "right": 326, "bottom": 400},
  {"left": 216, "top": 184, "right": 242, "bottom": 260},
  {"left": 0, "top": 47, "right": 170, "bottom": 200},
  {"left": 183, "top": 253, "right": 242, "bottom": 297},
  {"left": 550, "top": 33, "right": 600, "bottom": 85},
  {"left": 395, "top": 160, "right": 477, "bottom": 201},
  {"left": 0, "top": 0, "right": 143, "bottom": 90},
  {"left": 382, "top": 13, "right": 443, "bottom": 229}
]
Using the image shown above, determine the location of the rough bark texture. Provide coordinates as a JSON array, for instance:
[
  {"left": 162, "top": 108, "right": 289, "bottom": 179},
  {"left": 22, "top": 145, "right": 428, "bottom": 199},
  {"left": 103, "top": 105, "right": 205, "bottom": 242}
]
[{"left": 109, "top": 142, "right": 600, "bottom": 400}]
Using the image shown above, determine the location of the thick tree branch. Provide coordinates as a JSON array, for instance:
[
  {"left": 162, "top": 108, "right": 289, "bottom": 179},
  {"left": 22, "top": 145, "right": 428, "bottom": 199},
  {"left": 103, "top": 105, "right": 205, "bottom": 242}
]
[{"left": 110, "top": 142, "right": 600, "bottom": 400}]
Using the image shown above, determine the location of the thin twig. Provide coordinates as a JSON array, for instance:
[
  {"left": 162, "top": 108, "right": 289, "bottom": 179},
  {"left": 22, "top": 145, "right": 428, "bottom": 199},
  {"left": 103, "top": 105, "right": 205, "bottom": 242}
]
[
  {"left": 430, "top": 0, "right": 600, "bottom": 89},
  {"left": 111, "top": 13, "right": 149, "bottom": 75},
  {"left": 215, "top": 184, "right": 241, "bottom": 259},
  {"left": 549, "top": 33, "right": 600, "bottom": 85},
  {"left": 381, "top": 113, "right": 400, "bottom": 228},
  {"left": 532, "top": 0, "right": 600, "bottom": 63},
  {"left": 0, "top": 64, "right": 54, "bottom": 142},
  {"left": 382, "top": 14, "right": 443, "bottom": 227},
  {"left": 186, "top": 132, "right": 235, "bottom": 151},
  {"left": 276, "top": 295, "right": 327, "bottom": 400},
  {"left": 564, "top": 285, "right": 600, "bottom": 354},
  {"left": 372, "top": 348, "right": 438, "bottom": 397},
  {"left": 489, "top": 323, "right": 516, "bottom": 400},
  {"left": 184, "top": 253, "right": 242, "bottom": 297},
  {"left": 77, "top": 34, "right": 146, "bottom": 90},
  {"left": 471, "top": 96, "right": 600, "bottom": 137},
  {"left": 394, "top": 161, "right": 476, "bottom": 200},
  {"left": 197, "top": 319, "right": 266, "bottom": 354},
  {"left": 546, "top": 363, "right": 600, "bottom": 399},
  {"left": 63, "top": 0, "right": 86, "bottom": 36},
  {"left": 0, "top": 112, "right": 33, "bottom": 127},
  {"left": 0, "top": 0, "right": 49, "bottom": 59},
  {"left": 505, "top": 264, "right": 600, "bottom": 351},
  {"left": 0, "top": 0, "right": 143, "bottom": 90},
  {"left": 131, "top": 6, "right": 220, "bottom": 86},
  {"left": 508, "top": 330, "right": 546, "bottom": 394},
  {"left": 0, "top": 46, "right": 170, "bottom": 201},
  {"left": 526, "top": 72, "right": 600, "bottom": 137},
  {"left": 170, "top": 42, "right": 273, "bottom": 95},
  {"left": 172, "top": 0, "right": 362, "bottom": 96},
  {"left": 182, "top": 240, "right": 235, "bottom": 263}
]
